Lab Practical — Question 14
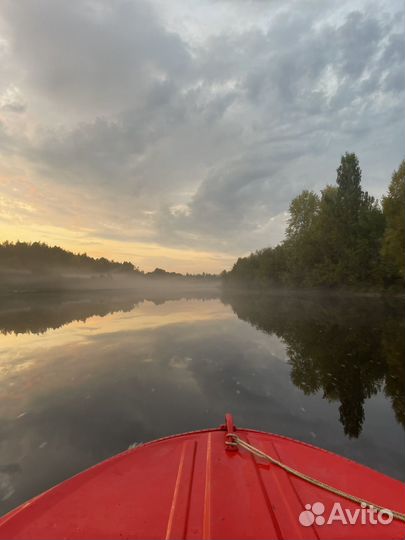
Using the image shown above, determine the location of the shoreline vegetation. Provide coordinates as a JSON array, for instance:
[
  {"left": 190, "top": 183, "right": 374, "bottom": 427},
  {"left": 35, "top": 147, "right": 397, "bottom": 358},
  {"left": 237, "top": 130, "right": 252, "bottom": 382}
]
[
  {"left": 1, "top": 153, "right": 403, "bottom": 296},
  {"left": 223, "top": 154, "right": 404, "bottom": 293},
  {"left": 0, "top": 242, "right": 220, "bottom": 294}
]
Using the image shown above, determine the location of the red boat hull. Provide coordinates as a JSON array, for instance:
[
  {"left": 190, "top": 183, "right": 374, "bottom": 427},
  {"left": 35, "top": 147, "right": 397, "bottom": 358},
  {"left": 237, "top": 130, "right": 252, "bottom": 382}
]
[{"left": 0, "top": 423, "right": 404, "bottom": 539}]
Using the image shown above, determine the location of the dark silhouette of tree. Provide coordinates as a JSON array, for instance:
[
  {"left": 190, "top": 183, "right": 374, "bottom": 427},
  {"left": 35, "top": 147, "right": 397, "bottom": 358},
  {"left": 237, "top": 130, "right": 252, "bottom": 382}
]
[
  {"left": 336, "top": 152, "right": 363, "bottom": 229},
  {"left": 0, "top": 242, "right": 219, "bottom": 292},
  {"left": 0, "top": 241, "right": 140, "bottom": 276}
]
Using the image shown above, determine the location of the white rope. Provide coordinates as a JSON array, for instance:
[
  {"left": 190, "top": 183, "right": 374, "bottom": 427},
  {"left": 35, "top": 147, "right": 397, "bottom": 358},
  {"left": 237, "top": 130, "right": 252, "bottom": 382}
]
[{"left": 227, "top": 434, "right": 405, "bottom": 523}]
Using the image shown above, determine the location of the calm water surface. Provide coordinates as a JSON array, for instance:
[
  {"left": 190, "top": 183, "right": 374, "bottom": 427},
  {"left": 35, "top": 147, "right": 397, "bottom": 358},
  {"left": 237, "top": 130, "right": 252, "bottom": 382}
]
[{"left": 0, "top": 289, "right": 404, "bottom": 515}]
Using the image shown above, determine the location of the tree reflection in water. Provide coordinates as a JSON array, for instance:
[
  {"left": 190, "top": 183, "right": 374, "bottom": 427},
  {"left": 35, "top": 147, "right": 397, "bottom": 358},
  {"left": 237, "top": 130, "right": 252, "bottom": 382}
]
[
  {"left": 222, "top": 291, "right": 404, "bottom": 438},
  {"left": 1, "top": 289, "right": 403, "bottom": 439}
]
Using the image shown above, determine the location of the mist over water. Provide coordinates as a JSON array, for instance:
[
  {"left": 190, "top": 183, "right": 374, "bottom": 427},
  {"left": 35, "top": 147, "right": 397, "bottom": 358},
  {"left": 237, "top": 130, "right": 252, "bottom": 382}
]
[{"left": 0, "top": 288, "right": 404, "bottom": 516}]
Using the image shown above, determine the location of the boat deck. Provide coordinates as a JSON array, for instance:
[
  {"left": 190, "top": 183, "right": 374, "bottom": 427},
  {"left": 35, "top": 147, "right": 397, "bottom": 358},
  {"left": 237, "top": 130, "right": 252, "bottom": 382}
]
[{"left": 0, "top": 421, "right": 404, "bottom": 539}]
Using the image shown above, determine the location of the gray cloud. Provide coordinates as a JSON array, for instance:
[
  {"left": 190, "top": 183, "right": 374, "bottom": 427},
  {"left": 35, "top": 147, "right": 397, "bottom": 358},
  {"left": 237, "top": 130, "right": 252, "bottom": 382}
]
[
  {"left": 1, "top": 102, "right": 25, "bottom": 113},
  {"left": 0, "top": 0, "right": 191, "bottom": 114},
  {"left": 0, "top": 0, "right": 403, "bottom": 260}
]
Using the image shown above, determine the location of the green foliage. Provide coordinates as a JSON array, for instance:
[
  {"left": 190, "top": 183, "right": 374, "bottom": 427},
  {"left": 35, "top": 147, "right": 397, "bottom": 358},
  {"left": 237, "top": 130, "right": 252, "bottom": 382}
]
[
  {"left": 286, "top": 190, "right": 320, "bottom": 239},
  {"left": 224, "top": 154, "right": 404, "bottom": 290},
  {"left": 381, "top": 160, "right": 405, "bottom": 284},
  {"left": 336, "top": 152, "right": 363, "bottom": 229}
]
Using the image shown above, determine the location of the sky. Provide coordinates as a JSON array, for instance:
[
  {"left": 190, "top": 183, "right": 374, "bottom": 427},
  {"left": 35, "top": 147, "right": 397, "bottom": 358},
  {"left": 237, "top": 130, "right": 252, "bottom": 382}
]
[{"left": 0, "top": 0, "right": 404, "bottom": 273}]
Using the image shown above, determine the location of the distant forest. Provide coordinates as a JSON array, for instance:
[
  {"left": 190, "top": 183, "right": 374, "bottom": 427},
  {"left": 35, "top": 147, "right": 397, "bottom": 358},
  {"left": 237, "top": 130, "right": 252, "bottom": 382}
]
[
  {"left": 223, "top": 155, "right": 405, "bottom": 290},
  {"left": 0, "top": 241, "right": 218, "bottom": 291},
  {"left": 0, "top": 241, "right": 140, "bottom": 275}
]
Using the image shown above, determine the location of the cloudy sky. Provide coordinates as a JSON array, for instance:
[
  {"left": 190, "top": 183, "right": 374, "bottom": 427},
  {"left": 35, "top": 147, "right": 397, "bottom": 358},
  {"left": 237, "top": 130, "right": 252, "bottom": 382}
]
[{"left": 0, "top": 0, "right": 403, "bottom": 272}]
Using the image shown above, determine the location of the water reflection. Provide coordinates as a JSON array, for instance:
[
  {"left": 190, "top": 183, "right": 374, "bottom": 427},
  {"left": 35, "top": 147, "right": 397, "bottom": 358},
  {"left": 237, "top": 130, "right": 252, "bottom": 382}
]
[
  {"left": 222, "top": 291, "right": 405, "bottom": 439},
  {"left": 0, "top": 290, "right": 403, "bottom": 516},
  {"left": 0, "top": 289, "right": 220, "bottom": 335}
]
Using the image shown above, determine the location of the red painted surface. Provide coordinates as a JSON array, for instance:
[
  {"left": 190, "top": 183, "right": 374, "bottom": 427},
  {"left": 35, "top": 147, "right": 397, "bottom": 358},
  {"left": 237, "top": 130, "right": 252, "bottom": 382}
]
[{"left": 0, "top": 420, "right": 404, "bottom": 539}]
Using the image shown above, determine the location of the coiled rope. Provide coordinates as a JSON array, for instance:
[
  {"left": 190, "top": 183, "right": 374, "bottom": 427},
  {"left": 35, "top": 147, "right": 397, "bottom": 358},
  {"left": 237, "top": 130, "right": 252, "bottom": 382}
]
[{"left": 226, "top": 433, "right": 405, "bottom": 523}]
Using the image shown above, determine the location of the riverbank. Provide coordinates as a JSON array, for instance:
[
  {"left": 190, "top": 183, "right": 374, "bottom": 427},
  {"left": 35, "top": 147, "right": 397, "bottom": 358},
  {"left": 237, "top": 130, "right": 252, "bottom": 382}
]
[{"left": 221, "top": 283, "right": 405, "bottom": 300}]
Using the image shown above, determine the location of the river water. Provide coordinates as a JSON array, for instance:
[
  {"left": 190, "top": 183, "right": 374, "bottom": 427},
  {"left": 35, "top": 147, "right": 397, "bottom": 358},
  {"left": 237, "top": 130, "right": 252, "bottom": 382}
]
[{"left": 0, "top": 289, "right": 403, "bottom": 515}]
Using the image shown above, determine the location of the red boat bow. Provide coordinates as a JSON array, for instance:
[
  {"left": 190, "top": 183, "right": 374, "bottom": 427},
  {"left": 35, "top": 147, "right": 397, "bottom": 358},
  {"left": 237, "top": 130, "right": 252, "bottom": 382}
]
[{"left": 0, "top": 415, "right": 404, "bottom": 539}]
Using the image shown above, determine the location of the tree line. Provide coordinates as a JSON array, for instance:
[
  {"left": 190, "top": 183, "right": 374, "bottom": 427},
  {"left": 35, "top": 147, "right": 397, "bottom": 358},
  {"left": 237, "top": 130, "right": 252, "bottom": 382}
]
[
  {"left": 223, "top": 154, "right": 404, "bottom": 290},
  {"left": 0, "top": 241, "right": 218, "bottom": 281},
  {"left": 0, "top": 241, "right": 140, "bottom": 275}
]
